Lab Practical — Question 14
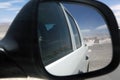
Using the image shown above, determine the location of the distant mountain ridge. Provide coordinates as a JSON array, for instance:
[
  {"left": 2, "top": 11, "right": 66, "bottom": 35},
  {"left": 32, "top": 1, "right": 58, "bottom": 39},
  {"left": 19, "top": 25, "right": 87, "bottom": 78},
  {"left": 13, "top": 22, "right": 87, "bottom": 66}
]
[
  {"left": 0, "top": 22, "right": 10, "bottom": 27},
  {"left": 0, "top": 22, "right": 10, "bottom": 40}
]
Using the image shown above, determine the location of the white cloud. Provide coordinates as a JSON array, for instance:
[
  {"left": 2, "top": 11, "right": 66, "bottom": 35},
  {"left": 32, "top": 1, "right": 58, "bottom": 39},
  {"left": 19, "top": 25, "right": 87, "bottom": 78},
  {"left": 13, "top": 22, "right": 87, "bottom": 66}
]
[
  {"left": 0, "top": 0, "right": 25, "bottom": 9},
  {"left": 0, "top": 0, "right": 28, "bottom": 23},
  {"left": 81, "top": 29, "right": 91, "bottom": 33},
  {"left": 110, "top": 4, "right": 120, "bottom": 27},
  {"left": 9, "top": 0, "right": 25, "bottom": 4},
  {"left": 0, "top": 18, "right": 13, "bottom": 23},
  {"left": 116, "top": 15, "right": 120, "bottom": 27},
  {"left": 15, "top": 11, "right": 20, "bottom": 14},
  {"left": 114, "top": 11, "right": 120, "bottom": 16},
  {"left": 7, "top": 7, "right": 21, "bottom": 11},
  {"left": 96, "top": 25, "right": 107, "bottom": 30},
  {"left": 111, "top": 5, "right": 120, "bottom": 11},
  {"left": 0, "top": 2, "right": 12, "bottom": 9}
]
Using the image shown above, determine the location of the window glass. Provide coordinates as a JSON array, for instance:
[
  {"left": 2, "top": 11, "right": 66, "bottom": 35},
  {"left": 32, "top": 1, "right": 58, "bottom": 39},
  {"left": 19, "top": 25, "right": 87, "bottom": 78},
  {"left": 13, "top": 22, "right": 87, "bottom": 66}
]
[
  {"left": 38, "top": 2, "right": 73, "bottom": 66},
  {"left": 67, "top": 12, "right": 82, "bottom": 49}
]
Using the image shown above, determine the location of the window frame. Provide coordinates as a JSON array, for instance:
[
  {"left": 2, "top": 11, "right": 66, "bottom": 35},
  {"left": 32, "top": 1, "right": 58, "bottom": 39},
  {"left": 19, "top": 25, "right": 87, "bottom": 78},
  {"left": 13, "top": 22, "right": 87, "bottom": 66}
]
[
  {"left": 65, "top": 10, "right": 82, "bottom": 49},
  {"left": 60, "top": 3, "right": 77, "bottom": 50},
  {"left": 60, "top": 3, "right": 83, "bottom": 50}
]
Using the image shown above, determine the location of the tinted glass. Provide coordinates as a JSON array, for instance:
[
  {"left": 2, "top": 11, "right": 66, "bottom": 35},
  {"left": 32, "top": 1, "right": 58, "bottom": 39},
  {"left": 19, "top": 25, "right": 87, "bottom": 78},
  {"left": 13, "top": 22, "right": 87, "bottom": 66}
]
[
  {"left": 38, "top": 2, "right": 73, "bottom": 66},
  {"left": 67, "top": 12, "right": 82, "bottom": 48}
]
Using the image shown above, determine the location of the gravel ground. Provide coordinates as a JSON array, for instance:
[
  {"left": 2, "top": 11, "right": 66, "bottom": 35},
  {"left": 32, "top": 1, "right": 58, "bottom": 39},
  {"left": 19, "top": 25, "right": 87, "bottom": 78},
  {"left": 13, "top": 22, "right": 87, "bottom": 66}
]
[
  {"left": 88, "top": 43, "right": 112, "bottom": 71},
  {"left": 0, "top": 43, "right": 112, "bottom": 80},
  {"left": 0, "top": 77, "right": 45, "bottom": 80}
]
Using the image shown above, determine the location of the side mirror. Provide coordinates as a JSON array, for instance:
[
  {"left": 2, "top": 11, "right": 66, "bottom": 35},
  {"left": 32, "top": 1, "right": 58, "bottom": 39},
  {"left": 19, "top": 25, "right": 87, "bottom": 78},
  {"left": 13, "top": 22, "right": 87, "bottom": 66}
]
[{"left": 0, "top": 0, "right": 119, "bottom": 80}]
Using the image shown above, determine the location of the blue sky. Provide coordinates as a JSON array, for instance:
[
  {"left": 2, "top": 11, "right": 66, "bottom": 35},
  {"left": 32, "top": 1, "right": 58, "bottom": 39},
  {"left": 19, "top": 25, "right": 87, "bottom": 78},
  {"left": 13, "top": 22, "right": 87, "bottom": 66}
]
[
  {"left": 0, "top": 0, "right": 119, "bottom": 27},
  {"left": 63, "top": 0, "right": 120, "bottom": 37},
  {"left": 0, "top": 0, "right": 119, "bottom": 24},
  {"left": 99, "top": 0, "right": 120, "bottom": 6},
  {"left": 100, "top": 0, "right": 120, "bottom": 27},
  {"left": 64, "top": 3, "right": 109, "bottom": 37},
  {"left": 64, "top": 3, "right": 106, "bottom": 29},
  {"left": 0, "top": 0, "right": 29, "bottom": 23}
]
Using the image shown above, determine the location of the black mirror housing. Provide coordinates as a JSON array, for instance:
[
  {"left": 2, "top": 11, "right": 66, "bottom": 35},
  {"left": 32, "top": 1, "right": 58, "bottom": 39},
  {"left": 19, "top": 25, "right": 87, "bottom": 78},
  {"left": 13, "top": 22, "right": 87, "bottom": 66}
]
[{"left": 0, "top": 0, "right": 119, "bottom": 80}]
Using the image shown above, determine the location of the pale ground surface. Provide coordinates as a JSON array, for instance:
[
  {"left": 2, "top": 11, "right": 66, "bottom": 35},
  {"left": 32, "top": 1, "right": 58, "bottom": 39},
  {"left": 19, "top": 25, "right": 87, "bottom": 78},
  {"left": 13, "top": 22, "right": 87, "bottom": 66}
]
[
  {"left": 0, "top": 77, "right": 45, "bottom": 80},
  {"left": 0, "top": 43, "right": 113, "bottom": 80},
  {"left": 0, "top": 25, "right": 114, "bottom": 80}
]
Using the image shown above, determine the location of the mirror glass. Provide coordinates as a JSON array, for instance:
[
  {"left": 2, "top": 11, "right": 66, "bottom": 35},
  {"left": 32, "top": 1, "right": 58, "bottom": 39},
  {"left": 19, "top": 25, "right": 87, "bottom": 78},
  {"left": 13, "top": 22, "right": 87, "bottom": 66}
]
[{"left": 37, "top": 2, "right": 112, "bottom": 76}]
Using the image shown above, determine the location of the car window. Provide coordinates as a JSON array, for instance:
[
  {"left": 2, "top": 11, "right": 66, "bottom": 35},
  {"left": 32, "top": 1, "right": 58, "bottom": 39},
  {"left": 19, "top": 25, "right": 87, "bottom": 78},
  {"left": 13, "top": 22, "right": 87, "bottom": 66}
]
[
  {"left": 66, "top": 11, "right": 82, "bottom": 49},
  {"left": 38, "top": 2, "right": 73, "bottom": 66}
]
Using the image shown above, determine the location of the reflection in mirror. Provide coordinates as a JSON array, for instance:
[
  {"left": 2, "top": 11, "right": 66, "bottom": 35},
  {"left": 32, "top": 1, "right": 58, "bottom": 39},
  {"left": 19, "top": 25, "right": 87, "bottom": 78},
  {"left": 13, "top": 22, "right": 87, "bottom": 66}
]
[{"left": 37, "top": 2, "right": 112, "bottom": 76}]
